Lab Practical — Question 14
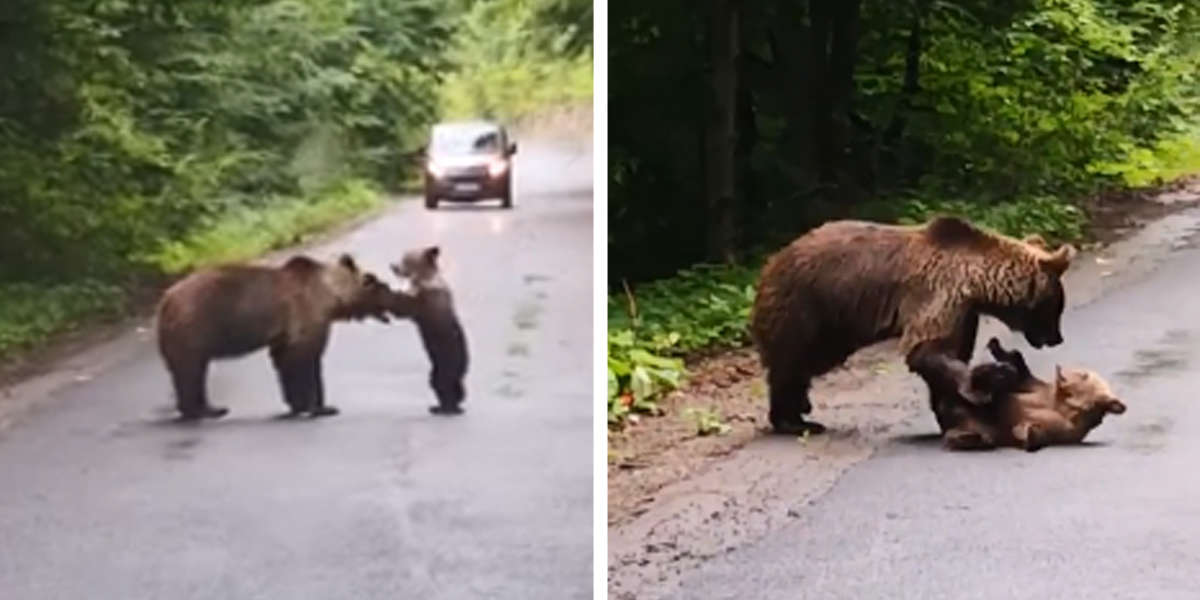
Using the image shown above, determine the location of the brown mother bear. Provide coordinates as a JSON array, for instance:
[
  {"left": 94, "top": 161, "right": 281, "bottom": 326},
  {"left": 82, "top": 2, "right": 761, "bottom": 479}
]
[
  {"left": 156, "top": 254, "right": 395, "bottom": 420},
  {"left": 750, "top": 216, "right": 1076, "bottom": 435}
]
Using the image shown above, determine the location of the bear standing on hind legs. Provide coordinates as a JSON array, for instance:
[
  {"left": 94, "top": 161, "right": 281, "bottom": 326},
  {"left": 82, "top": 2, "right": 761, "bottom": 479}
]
[
  {"left": 749, "top": 216, "right": 1076, "bottom": 435},
  {"left": 156, "top": 254, "right": 394, "bottom": 420},
  {"left": 390, "top": 245, "right": 469, "bottom": 416}
]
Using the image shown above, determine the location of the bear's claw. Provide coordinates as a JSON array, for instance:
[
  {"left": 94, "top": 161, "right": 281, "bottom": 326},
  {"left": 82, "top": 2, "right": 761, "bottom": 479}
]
[{"left": 770, "top": 418, "right": 826, "bottom": 436}]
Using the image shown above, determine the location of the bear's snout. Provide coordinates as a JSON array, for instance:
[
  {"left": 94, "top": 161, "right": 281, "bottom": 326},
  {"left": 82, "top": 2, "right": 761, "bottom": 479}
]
[{"left": 1024, "top": 330, "right": 1063, "bottom": 349}]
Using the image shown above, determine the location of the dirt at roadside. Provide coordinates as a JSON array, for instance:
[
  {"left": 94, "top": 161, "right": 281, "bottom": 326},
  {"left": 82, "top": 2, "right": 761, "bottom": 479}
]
[
  {"left": 606, "top": 176, "right": 1200, "bottom": 599},
  {"left": 607, "top": 344, "right": 921, "bottom": 528}
]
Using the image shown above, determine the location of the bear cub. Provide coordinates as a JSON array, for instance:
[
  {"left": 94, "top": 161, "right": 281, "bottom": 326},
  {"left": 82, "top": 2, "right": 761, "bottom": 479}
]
[
  {"left": 947, "top": 337, "right": 1126, "bottom": 452},
  {"left": 391, "top": 246, "right": 469, "bottom": 415}
]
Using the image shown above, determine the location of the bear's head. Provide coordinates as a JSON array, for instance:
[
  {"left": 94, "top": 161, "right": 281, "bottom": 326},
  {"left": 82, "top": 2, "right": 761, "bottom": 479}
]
[
  {"left": 323, "top": 254, "right": 395, "bottom": 323},
  {"left": 390, "top": 245, "right": 442, "bottom": 290},
  {"left": 987, "top": 235, "right": 1076, "bottom": 350},
  {"left": 1055, "top": 365, "right": 1126, "bottom": 415}
]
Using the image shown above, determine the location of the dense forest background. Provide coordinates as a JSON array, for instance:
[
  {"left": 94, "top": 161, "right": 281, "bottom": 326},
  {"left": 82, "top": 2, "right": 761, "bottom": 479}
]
[
  {"left": 0, "top": 0, "right": 591, "bottom": 357},
  {"left": 608, "top": 0, "right": 1200, "bottom": 426},
  {"left": 611, "top": 0, "right": 1200, "bottom": 284}
]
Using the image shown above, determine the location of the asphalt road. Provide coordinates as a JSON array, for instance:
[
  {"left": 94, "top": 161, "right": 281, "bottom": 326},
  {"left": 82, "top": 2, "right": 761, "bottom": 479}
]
[
  {"left": 665, "top": 213, "right": 1200, "bottom": 599},
  {"left": 0, "top": 137, "right": 593, "bottom": 599}
]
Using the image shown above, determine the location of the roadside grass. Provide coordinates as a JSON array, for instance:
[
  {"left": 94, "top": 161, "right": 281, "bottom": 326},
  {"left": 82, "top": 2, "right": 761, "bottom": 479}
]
[
  {"left": 1089, "top": 125, "right": 1200, "bottom": 188},
  {"left": 0, "top": 281, "right": 127, "bottom": 360},
  {"left": 607, "top": 130, "right": 1200, "bottom": 429},
  {"left": 146, "top": 179, "right": 384, "bottom": 275},
  {"left": 0, "top": 178, "right": 385, "bottom": 360}
]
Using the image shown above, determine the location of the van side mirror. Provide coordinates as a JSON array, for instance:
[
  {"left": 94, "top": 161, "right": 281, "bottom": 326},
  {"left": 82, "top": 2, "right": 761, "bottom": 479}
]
[{"left": 507, "top": 142, "right": 518, "bottom": 156}]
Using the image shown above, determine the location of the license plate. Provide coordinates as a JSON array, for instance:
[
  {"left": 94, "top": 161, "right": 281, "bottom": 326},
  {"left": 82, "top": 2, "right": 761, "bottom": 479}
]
[{"left": 454, "top": 182, "right": 481, "bottom": 192}]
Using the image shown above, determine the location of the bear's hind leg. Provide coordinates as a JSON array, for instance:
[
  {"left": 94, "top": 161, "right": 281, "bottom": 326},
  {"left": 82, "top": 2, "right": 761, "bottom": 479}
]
[
  {"left": 169, "top": 358, "right": 228, "bottom": 421},
  {"left": 428, "top": 368, "right": 465, "bottom": 415},
  {"left": 270, "top": 346, "right": 316, "bottom": 417},
  {"left": 766, "top": 367, "right": 825, "bottom": 435}
]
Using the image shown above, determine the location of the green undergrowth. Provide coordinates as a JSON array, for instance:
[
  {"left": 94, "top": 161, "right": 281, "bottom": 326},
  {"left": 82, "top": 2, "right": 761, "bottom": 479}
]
[
  {"left": 1090, "top": 126, "right": 1200, "bottom": 188},
  {"left": 0, "top": 178, "right": 384, "bottom": 361},
  {"left": 0, "top": 281, "right": 126, "bottom": 360},
  {"left": 607, "top": 263, "right": 758, "bottom": 426},
  {"left": 147, "top": 179, "right": 384, "bottom": 275}
]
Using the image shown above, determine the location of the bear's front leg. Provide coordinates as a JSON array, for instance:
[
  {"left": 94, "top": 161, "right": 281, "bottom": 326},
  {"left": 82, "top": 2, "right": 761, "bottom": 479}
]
[
  {"left": 270, "top": 345, "right": 326, "bottom": 417},
  {"left": 306, "top": 358, "right": 338, "bottom": 418},
  {"left": 907, "top": 344, "right": 993, "bottom": 410}
]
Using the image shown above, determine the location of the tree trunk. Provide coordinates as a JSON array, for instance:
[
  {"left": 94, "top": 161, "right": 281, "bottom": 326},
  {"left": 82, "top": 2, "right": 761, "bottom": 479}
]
[
  {"left": 706, "top": 0, "right": 738, "bottom": 264},
  {"left": 807, "top": 0, "right": 862, "bottom": 188},
  {"left": 885, "top": 0, "right": 926, "bottom": 145},
  {"left": 808, "top": 0, "right": 835, "bottom": 184}
]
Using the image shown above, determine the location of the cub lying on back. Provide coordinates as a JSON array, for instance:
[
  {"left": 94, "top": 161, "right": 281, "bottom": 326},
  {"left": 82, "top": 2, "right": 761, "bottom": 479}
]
[
  {"left": 941, "top": 338, "right": 1126, "bottom": 452},
  {"left": 391, "top": 246, "right": 469, "bottom": 415}
]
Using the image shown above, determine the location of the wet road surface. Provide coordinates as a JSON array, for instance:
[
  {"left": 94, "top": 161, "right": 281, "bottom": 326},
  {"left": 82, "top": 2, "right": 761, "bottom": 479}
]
[
  {"left": 662, "top": 210, "right": 1200, "bottom": 599},
  {"left": 0, "top": 138, "right": 592, "bottom": 599}
]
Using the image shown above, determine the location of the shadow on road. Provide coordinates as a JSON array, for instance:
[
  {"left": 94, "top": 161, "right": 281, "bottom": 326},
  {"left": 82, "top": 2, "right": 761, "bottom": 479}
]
[
  {"left": 891, "top": 432, "right": 1112, "bottom": 452},
  {"left": 892, "top": 432, "right": 943, "bottom": 447},
  {"left": 429, "top": 203, "right": 510, "bottom": 212}
]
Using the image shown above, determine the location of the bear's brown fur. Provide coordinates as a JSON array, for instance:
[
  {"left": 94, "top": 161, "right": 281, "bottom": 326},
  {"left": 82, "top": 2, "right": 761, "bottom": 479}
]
[
  {"left": 156, "top": 254, "right": 394, "bottom": 420},
  {"left": 939, "top": 338, "right": 1125, "bottom": 451},
  {"left": 750, "top": 216, "right": 1076, "bottom": 435},
  {"left": 390, "top": 246, "right": 469, "bottom": 415}
]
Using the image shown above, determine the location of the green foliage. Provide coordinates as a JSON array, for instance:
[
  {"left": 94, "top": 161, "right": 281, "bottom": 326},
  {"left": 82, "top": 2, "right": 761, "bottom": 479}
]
[
  {"left": 0, "top": 281, "right": 126, "bottom": 359},
  {"left": 683, "top": 407, "right": 732, "bottom": 437},
  {"left": 439, "top": 0, "right": 593, "bottom": 123},
  {"left": 1091, "top": 125, "right": 1200, "bottom": 187},
  {"left": 607, "top": 329, "right": 686, "bottom": 426},
  {"left": 147, "top": 179, "right": 384, "bottom": 275},
  {"left": 0, "top": 0, "right": 451, "bottom": 281},
  {"left": 607, "top": 263, "right": 758, "bottom": 427},
  {"left": 892, "top": 196, "right": 1087, "bottom": 246},
  {"left": 609, "top": 263, "right": 760, "bottom": 353},
  {"left": 610, "top": 0, "right": 1200, "bottom": 284}
]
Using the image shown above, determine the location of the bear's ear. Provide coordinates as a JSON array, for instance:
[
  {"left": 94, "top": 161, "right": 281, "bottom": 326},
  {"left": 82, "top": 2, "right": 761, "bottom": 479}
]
[
  {"left": 1040, "top": 244, "right": 1076, "bottom": 276},
  {"left": 338, "top": 254, "right": 359, "bottom": 272},
  {"left": 423, "top": 245, "right": 440, "bottom": 266},
  {"left": 1022, "top": 234, "right": 1049, "bottom": 250}
]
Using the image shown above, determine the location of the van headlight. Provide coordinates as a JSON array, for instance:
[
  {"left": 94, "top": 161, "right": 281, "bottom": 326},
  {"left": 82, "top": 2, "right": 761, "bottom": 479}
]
[
  {"left": 487, "top": 159, "right": 509, "bottom": 178},
  {"left": 427, "top": 161, "right": 446, "bottom": 178}
]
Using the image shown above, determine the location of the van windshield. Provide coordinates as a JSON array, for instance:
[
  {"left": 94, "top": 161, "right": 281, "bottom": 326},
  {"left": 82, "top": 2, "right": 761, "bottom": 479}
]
[{"left": 430, "top": 125, "right": 501, "bottom": 156}]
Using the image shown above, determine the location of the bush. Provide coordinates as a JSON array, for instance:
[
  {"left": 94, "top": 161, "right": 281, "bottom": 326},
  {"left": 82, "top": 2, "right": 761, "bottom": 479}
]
[
  {"left": 607, "top": 263, "right": 757, "bottom": 427},
  {"left": 0, "top": 281, "right": 126, "bottom": 359},
  {"left": 145, "top": 179, "right": 384, "bottom": 274}
]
